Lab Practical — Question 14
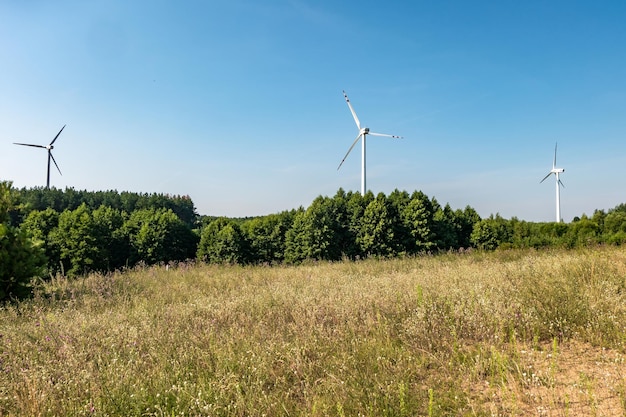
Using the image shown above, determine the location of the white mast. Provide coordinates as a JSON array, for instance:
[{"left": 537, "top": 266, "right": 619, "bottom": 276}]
[
  {"left": 361, "top": 134, "right": 366, "bottom": 195},
  {"left": 540, "top": 143, "right": 565, "bottom": 222}
]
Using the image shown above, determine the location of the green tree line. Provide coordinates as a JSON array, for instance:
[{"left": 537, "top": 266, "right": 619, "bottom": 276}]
[
  {"left": 1, "top": 182, "right": 200, "bottom": 300},
  {"left": 469, "top": 207, "right": 626, "bottom": 250},
  {"left": 14, "top": 186, "right": 197, "bottom": 227},
  {"left": 3, "top": 182, "right": 626, "bottom": 301},
  {"left": 196, "top": 189, "right": 481, "bottom": 264}
]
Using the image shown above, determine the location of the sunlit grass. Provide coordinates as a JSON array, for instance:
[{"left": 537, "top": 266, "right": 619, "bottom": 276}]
[{"left": 1, "top": 247, "right": 626, "bottom": 416}]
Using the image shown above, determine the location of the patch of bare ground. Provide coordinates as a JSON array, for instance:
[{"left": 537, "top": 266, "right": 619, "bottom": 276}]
[{"left": 471, "top": 341, "right": 626, "bottom": 416}]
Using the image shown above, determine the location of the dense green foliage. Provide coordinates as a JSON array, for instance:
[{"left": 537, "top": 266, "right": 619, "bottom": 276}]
[
  {"left": 123, "top": 208, "right": 198, "bottom": 265},
  {"left": 200, "top": 190, "right": 626, "bottom": 264},
  {"left": 8, "top": 187, "right": 200, "bottom": 283},
  {"left": 0, "top": 182, "right": 46, "bottom": 301},
  {"left": 3, "top": 184, "right": 626, "bottom": 298},
  {"left": 197, "top": 217, "right": 250, "bottom": 264},
  {"left": 241, "top": 211, "right": 295, "bottom": 264},
  {"left": 15, "top": 186, "right": 197, "bottom": 227}
]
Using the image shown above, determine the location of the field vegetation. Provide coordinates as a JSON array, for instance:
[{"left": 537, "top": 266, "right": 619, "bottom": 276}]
[{"left": 2, "top": 246, "right": 626, "bottom": 416}]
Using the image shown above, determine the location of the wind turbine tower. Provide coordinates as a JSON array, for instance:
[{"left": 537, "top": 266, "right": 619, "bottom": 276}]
[
  {"left": 540, "top": 143, "right": 565, "bottom": 222},
  {"left": 13, "top": 125, "right": 66, "bottom": 189},
  {"left": 337, "top": 91, "right": 402, "bottom": 195}
]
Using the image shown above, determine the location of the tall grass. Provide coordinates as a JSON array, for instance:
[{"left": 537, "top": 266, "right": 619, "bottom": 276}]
[{"left": 1, "top": 247, "right": 626, "bottom": 416}]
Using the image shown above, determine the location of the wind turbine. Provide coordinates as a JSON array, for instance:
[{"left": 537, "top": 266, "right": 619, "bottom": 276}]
[
  {"left": 14, "top": 125, "right": 66, "bottom": 189},
  {"left": 540, "top": 142, "right": 565, "bottom": 222},
  {"left": 337, "top": 90, "right": 402, "bottom": 195}
]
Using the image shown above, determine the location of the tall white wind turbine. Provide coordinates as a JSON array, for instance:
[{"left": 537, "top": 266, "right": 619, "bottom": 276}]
[
  {"left": 540, "top": 143, "right": 565, "bottom": 222},
  {"left": 13, "top": 125, "right": 66, "bottom": 189},
  {"left": 337, "top": 90, "right": 402, "bottom": 195}
]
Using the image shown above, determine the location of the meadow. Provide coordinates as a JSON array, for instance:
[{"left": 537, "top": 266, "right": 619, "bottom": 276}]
[{"left": 1, "top": 247, "right": 626, "bottom": 416}]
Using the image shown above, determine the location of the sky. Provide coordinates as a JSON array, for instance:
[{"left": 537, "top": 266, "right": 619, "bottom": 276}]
[{"left": 1, "top": 1, "right": 625, "bottom": 222}]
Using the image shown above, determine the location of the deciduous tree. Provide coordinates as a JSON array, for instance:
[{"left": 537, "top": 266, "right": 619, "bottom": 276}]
[
  {"left": 124, "top": 208, "right": 198, "bottom": 265},
  {"left": 197, "top": 217, "right": 248, "bottom": 264},
  {"left": 50, "top": 204, "right": 99, "bottom": 276}
]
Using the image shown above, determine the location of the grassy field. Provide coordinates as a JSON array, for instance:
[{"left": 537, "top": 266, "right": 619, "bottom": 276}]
[{"left": 1, "top": 247, "right": 626, "bottom": 416}]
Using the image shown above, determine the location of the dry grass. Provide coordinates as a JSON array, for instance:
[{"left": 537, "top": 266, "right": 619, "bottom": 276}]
[{"left": 1, "top": 247, "right": 625, "bottom": 416}]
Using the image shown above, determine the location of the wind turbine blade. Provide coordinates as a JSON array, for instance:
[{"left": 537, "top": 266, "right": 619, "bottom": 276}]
[
  {"left": 368, "top": 132, "right": 403, "bottom": 139},
  {"left": 13, "top": 143, "right": 46, "bottom": 149},
  {"left": 342, "top": 90, "right": 361, "bottom": 129},
  {"left": 540, "top": 172, "right": 552, "bottom": 183},
  {"left": 49, "top": 152, "right": 62, "bottom": 175},
  {"left": 553, "top": 142, "right": 557, "bottom": 168},
  {"left": 50, "top": 124, "right": 66, "bottom": 146},
  {"left": 558, "top": 179, "right": 565, "bottom": 188},
  {"left": 337, "top": 133, "right": 363, "bottom": 170}
]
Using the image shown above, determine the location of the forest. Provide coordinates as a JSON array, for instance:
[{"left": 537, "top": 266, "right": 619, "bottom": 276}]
[{"left": 2, "top": 180, "right": 626, "bottom": 301}]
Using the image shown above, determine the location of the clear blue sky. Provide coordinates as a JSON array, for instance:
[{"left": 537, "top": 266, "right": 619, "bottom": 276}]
[{"left": 1, "top": 1, "right": 625, "bottom": 222}]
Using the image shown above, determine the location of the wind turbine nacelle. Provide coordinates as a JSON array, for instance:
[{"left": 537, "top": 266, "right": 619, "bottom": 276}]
[
  {"left": 360, "top": 127, "right": 370, "bottom": 134},
  {"left": 553, "top": 168, "right": 564, "bottom": 173}
]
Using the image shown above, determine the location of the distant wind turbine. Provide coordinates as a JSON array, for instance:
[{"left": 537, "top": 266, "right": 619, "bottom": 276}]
[
  {"left": 540, "top": 142, "right": 565, "bottom": 222},
  {"left": 14, "top": 125, "right": 66, "bottom": 189},
  {"left": 337, "top": 90, "right": 402, "bottom": 195}
]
